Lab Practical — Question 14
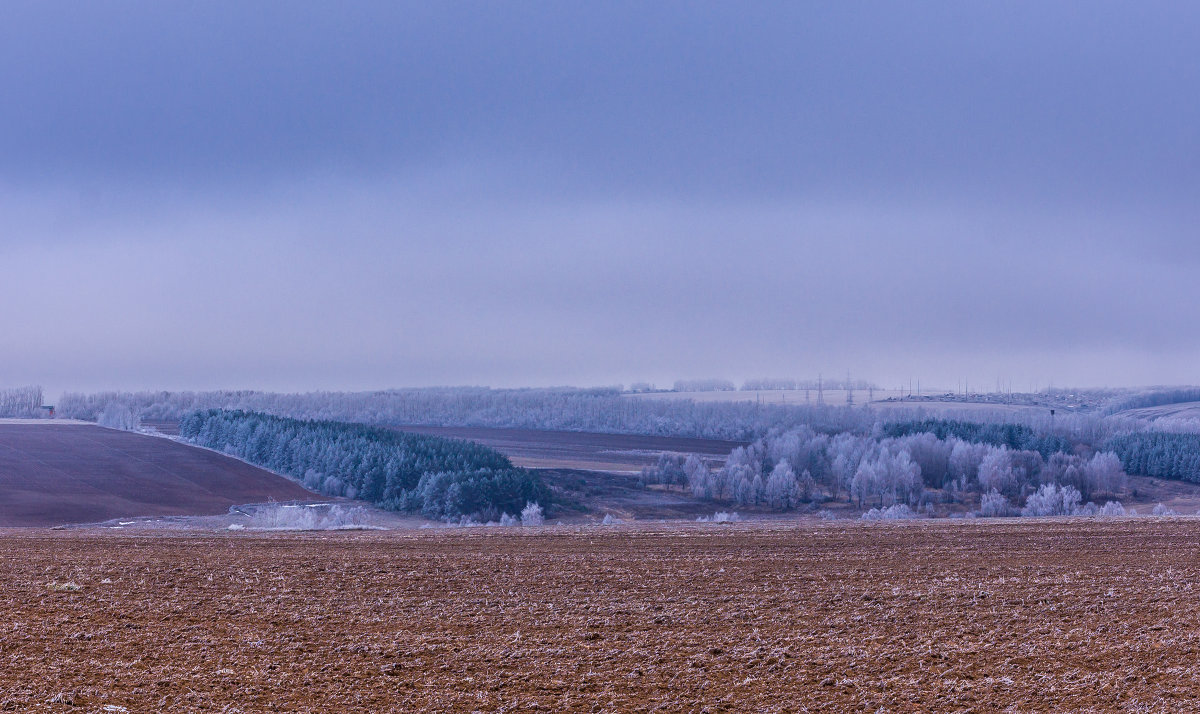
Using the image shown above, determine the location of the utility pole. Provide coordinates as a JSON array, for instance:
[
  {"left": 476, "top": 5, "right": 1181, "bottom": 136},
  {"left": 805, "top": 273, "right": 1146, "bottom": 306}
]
[
  {"left": 846, "top": 370, "right": 854, "bottom": 406},
  {"left": 817, "top": 374, "right": 824, "bottom": 406}
]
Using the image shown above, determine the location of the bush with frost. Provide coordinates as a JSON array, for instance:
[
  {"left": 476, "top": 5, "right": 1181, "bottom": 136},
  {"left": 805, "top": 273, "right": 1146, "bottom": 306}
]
[
  {"left": 1099, "top": 501, "right": 1125, "bottom": 516},
  {"left": 601, "top": 514, "right": 623, "bottom": 525},
  {"left": 243, "top": 504, "right": 377, "bottom": 531},
  {"left": 97, "top": 403, "right": 141, "bottom": 431},
  {"left": 979, "top": 489, "right": 1013, "bottom": 517},
  {"left": 697, "top": 511, "right": 740, "bottom": 523},
  {"left": 1152, "top": 503, "right": 1177, "bottom": 516},
  {"left": 521, "top": 502, "right": 545, "bottom": 526},
  {"left": 1021, "top": 484, "right": 1082, "bottom": 517},
  {"left": 861, "top": 504, "right": 918, "bottom": 521}
]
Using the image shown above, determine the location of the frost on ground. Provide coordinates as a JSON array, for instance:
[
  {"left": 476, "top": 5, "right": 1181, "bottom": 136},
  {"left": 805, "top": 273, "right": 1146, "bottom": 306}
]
[
  {"left": 234, "top": 504, "right": 383, "bottom": 531},
  {"left": 9, "top": 520, "right": 1200, "bottom": 711}
]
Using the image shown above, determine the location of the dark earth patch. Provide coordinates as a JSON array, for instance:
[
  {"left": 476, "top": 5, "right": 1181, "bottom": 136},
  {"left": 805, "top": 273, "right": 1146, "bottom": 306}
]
[{"left": 0, "top": 425, "right": 322, "bottom": 526}]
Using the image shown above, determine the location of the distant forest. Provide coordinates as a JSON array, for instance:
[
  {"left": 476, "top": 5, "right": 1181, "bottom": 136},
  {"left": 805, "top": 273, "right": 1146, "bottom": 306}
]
[
  {"left": 644, "top": 420, "right": 1126, "bottom": 517},
  {"left": 180, "top": 410, "right": 549, "bottom": 522},
  {"left": 60, "top": 387, "right": 881, "bottom": 440},
  {"left": 49, "top": 385, "right": 1200, "bottom": 510}
]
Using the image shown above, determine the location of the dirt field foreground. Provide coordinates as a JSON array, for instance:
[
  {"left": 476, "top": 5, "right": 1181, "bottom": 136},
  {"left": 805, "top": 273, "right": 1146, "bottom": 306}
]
[{"left": 2, "top": 520, "right": 1200, "bottom": 712}]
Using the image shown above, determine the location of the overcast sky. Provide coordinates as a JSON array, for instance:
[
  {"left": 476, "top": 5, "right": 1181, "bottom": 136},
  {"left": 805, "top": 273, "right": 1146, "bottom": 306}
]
[{"left": 2, "top": 2, "right": 1198, "bottom": 397}]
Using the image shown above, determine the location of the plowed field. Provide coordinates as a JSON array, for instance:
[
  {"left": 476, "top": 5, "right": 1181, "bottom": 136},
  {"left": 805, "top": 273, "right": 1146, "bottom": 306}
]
[
  {"left": 2, "top": 519, "right": 1199, "bottom": 712},
  {"left": 0, "top": 425, "right": 321, "bottom": 526}
]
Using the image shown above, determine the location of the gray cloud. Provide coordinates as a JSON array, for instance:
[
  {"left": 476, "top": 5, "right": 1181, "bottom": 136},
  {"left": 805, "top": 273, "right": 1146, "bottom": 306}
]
[{"left": 1, "top": 2, "right": 1197, "bottom": 395}]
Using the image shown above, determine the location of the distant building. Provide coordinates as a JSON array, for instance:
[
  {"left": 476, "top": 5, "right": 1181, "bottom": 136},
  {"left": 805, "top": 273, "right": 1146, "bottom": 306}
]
[{"left": 39, "top": 405, "right": 55, "bottom": 418}]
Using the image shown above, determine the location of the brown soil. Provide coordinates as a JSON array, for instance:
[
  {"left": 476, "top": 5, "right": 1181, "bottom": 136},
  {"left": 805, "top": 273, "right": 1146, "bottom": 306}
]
[
  {"left": 0, "top": 425, "right": 323, "bottom": 526},
  {"left": 3, "top": 519, "right": 1200, "bottom": 711},
  {"left": 541, "top": 468, "right": 733, "bottom": 520}
]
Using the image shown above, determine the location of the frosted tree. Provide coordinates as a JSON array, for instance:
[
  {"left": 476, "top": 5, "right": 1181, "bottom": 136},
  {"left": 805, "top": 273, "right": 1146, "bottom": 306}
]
[
  {"left": 521, "top": 502, "right": 545, "bottom": 526},
  {"left": 685, "top": 455, "right": 716, "bottom": 499},
  {"left": 1085, "top": 451, "right": 1126, "bottom": 496},
  {"left": 765, "top": 459, "right": 800, "bottom": 510},
  {"left": 979, "top": 489, "right": 1012, "bottom": 517},
  {"left": 850, "top": 458, "right": 880, "bottom": 507},
  {"left": 0, "top": 386, "right": 43, "bottom": 418},
  {"left": 977, "top": 447, "right": 1019, "bottom": 498},
  {"left": 948, "top": 440, "right": 987, "bottom": 491},
  {"left": 1021, "top": 484, "right": 1082, "bottom": 517},
  {"left": 97, "top": 403, "right": 140, "bottom": 431}
]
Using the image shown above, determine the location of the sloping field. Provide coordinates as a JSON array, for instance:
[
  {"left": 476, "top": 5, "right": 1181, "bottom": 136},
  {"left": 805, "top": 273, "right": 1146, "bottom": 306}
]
[
  {"left": 871, "top": 399, "right": 1054, "bottom": 417},
  {"left": 0, "top": 424, "right": 321, "bottom": 526},
  {"left": 626, "top": 388, "right": 905, "bottom": 405},
  {"left": 4, "top": 520, "right": 1200, "bottom": 711},
  {"left": 393, "top": 425, "right": 745, "bottom": 472},
  {"left": 1118, "top": 401, "right": 1200, "bottom": 421}
]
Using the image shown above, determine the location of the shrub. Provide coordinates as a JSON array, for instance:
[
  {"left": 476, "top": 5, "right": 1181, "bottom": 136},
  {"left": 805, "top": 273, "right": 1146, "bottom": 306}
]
[
  {"left": 1021, "top": 484, "right": 1082, "bottom": 517},
  {"left": 601, "top": 514, "right": 623, "bottom": 525},
  {"left": 861, "top": 504, "right": 918, "bottom": 521},
  {"left": 242, "top": 504, "right": 378, "bottom": 531},
  {"left": 97, "top": 403, "right": 140, "bottom": 431},
  {"left": 1152, "top": 503, "right": 1177, "bottom": 516},
  {"left": 697, "top": 511, "right": 741, "bottom": 522},
  {"left": 1099, "top": 501, "right": 1126, "bottom": 516},
  {"left": 979, "top": 489, "right": 1013, "bottom": 517},
  {"left": 521, "top": 502, "right": 545, "bottom": 526}
]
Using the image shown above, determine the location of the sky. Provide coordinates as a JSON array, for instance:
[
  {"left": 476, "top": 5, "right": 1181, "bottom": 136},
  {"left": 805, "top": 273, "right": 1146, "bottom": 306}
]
[{"left": 2, "top": 1, "right": 1198, "bottom": 397}]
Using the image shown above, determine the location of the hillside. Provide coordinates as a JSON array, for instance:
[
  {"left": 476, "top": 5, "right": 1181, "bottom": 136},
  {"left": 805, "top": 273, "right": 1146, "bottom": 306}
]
[
  {"left": 391, "top": 425, "right": 744, "bottom": 472},
  {"left": 0, "top": 424, "right": 322, "bottom": 526}
]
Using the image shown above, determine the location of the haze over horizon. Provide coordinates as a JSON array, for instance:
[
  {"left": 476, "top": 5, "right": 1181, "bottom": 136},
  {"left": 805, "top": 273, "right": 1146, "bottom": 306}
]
[{"left": 3, "top": 2, "right": 1197, "bottom": 397}]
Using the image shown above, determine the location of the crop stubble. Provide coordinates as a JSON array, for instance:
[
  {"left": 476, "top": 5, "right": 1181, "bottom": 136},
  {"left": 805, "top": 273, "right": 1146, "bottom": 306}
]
[{"left": 1, "top": 519, "right": 1199, "bottom": 712}]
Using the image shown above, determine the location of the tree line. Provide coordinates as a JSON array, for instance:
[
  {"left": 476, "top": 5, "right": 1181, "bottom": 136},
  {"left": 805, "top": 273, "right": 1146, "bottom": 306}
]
[
  {"left": 1106, "top": 432, "right": 1200, "bottom": 483},
  {"left": 643, "top": 424, "right": 1128, "bottom": 516},
  {"left": 0, "top": 386, "right": 43, "bottom": 418},
  {"left": 55, "top": 387, "right": 1200, "bottom": 491},
  {"left": 180, "top": 410, "right": 549, "bottom": 522},
  {"left": 881, "top": 419, "right": 1073, "bottom": 459},
  {"left": 60, "top": 387, "right": 884, "bottom": 440}
]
